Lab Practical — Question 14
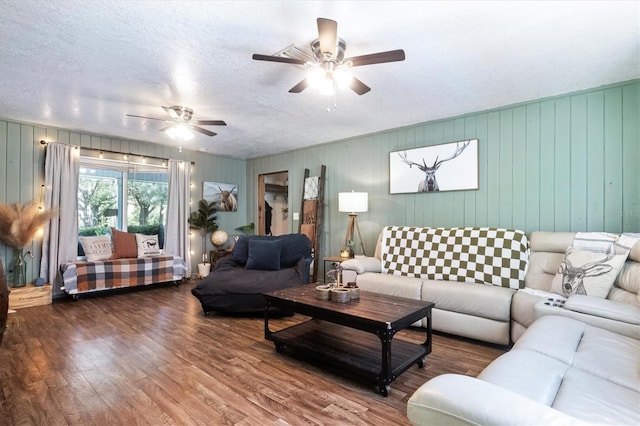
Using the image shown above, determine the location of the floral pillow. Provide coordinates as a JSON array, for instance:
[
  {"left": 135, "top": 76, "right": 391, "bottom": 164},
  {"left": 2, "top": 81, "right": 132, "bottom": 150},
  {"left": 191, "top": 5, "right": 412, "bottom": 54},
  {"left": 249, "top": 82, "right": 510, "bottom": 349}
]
[{"left": 550, "top": 247, "right": 627, "bottom": 298}]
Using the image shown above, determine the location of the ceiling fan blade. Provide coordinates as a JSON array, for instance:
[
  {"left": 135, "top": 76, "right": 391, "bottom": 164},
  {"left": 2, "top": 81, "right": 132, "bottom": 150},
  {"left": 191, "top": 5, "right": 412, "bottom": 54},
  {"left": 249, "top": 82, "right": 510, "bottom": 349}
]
[
  {"left": 289, "top": 79, "right": 309, "bottom": 93},
  {"left": 252, "top": 54, "right": 305, "bottom": 65},
  {"left": 162, "top": 105, "right": 181, "bottom": 120},
  {"left": 195, "top": 120, "right": 227, "bottom": 126},
  {"left": 349, "top": 77, "right": 371, "bottom": 95},
  {"left": 158, "top": 125, "right": 173, "bottom": 132},
  {"left": 346, "top": 49, "right": 406, "bottom": 67},
  {"left": 125, "top": 114, "right": 166, "bottom": 121},
  {"left": 192, "top": 126, "right": 217, "bottom": 137},
  {"left": 317, "top": 18, "right": 337, "bottom": 57}
]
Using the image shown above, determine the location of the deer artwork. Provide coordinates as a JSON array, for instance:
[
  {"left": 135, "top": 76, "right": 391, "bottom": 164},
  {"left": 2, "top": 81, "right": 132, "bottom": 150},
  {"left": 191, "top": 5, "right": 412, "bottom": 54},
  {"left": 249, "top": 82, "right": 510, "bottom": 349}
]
[
  {"left": 398, "top": 141, "right": 470, "bottom": 192},
  {"left": 219, "top": 186, "right": 237, "bottom": 211},
  {"left": 558, "top": 248, "right": 614, "bottom": 296}
]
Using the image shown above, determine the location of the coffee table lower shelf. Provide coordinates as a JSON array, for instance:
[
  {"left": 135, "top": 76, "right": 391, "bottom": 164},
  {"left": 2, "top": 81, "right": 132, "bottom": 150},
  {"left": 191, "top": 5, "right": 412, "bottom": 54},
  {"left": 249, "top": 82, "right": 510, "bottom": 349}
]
[{"left": 267, "top": 318, "right": 427, "bottom": 395}]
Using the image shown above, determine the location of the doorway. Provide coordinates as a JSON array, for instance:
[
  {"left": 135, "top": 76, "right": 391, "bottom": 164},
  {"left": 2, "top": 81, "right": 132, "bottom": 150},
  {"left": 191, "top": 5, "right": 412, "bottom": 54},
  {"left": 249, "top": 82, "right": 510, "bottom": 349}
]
[{"left": 257, "top": 171, "right": 289, "bottom": 236}]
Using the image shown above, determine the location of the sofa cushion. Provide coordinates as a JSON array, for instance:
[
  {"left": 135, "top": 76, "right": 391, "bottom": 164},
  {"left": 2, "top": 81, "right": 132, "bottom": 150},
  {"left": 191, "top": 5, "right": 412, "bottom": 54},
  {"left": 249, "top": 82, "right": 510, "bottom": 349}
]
[
  {"left": 616, "top": 261, "right": 640, "bottom": 296},
  {"left": 553, "top": 367, "right": 640, "bottom": 425},
  {"left": 111, "top": 228, "right": 138, "bottom": 259},
  {"left": 355, "top": 272, "right": 423, "bottom": 300},
  {"left": 550, "top": 248, "right": 627, "bottom": 298},
  {"left": 421, "top": 279, "right": 513, "bottom": 321},
  {"left": 340, "top": 257, "right": 382, "bottom": 274},
  {"left": 79, "top": 235, "right": 112, "bottom": 261},
  {"left": 245, "top": 238, "right": 282, "bottom": 271},
  {"left": 478, "top": 349, "right": 570, "bottom": 405}
]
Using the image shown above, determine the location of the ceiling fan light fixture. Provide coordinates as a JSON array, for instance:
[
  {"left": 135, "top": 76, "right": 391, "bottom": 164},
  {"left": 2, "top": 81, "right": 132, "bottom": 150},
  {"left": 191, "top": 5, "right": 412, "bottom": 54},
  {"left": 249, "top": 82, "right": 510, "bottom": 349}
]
[
  {"left": 307, "top": 67, "right": 325, "bottom": 88},
  {"left": 319, "top": 73, "right": 335, "bottom": 96},
  {"left": 333, "top": 68, "right": 353, "bottom": 89},
  {"left": 165, "top": 123, "right": 194, "bottom": 141}
]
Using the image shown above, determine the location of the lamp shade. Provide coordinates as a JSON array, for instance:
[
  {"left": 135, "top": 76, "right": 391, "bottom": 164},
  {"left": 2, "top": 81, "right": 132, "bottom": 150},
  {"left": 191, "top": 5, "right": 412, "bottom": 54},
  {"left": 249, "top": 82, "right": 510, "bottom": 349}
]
[{"left": 338, "top": 191, "right": 368, "bottom": 213}]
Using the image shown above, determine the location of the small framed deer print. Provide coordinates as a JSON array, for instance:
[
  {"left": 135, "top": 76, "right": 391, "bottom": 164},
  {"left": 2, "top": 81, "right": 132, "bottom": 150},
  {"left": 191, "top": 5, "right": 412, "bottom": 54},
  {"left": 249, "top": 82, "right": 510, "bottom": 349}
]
[
  {"left": 389, "top": 138, "right": 479, "bottom": 194},
  {"left": 203, "top": 181, "right": 238, "bottom": 212}
]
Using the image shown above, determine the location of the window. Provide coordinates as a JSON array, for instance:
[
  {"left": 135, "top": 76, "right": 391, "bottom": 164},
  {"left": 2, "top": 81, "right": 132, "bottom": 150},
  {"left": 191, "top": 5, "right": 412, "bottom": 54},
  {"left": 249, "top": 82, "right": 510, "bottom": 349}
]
[{"left": 78, "top": 157, "right": 168, "bottom": 247}]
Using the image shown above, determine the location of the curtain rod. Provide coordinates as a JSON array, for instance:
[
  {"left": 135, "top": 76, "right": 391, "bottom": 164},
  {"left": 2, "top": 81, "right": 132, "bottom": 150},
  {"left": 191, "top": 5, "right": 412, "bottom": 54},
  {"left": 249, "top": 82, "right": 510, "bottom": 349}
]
[{"left": 40, "top": 141, "right": 195, "bottom": 165}]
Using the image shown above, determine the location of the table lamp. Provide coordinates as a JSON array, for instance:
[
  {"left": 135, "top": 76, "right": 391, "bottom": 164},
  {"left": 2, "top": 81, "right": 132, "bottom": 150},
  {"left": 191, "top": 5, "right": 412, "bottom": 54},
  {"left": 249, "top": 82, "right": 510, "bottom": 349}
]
[{"left": 338, "top": 191, "right": 368, "bottom": 257}]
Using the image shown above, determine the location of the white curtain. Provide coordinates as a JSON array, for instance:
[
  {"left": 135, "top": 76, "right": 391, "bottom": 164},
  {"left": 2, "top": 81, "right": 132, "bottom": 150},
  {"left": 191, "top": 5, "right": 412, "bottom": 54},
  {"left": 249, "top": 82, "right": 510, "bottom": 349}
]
[
  {"left": 40, "top": 143, "right": 80, "bottom": 296},
  {"left": 165, "top": 160, "right": 191, "bottom": 277}
]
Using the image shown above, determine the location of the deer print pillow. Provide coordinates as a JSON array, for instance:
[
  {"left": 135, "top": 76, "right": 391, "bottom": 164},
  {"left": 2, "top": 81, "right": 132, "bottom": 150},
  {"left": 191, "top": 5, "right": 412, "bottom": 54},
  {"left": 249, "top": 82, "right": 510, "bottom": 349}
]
[{"left": 551, "top": 247, "right": 627, "bottom": 298}]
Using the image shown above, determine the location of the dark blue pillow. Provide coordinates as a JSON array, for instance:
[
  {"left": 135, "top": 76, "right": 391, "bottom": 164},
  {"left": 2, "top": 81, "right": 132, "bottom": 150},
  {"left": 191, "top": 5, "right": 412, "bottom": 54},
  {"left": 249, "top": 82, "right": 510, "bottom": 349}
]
[
  {"left": 232, "top": 235, "right": 275, "bottom": 264},
  {"left": 278, "top": 234, "right": 312, "bottom": 268},
  {"left": 245, "top": 238, "right": 282, "bottom": 271}
]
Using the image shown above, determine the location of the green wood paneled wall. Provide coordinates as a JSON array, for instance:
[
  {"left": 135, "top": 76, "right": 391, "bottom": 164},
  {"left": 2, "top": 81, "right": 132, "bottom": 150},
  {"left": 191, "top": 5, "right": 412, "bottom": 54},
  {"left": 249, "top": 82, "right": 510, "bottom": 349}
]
[
  {"left": 0, "top": 121, "right": 246, "bottom": 286},
  {"left": 247, "top": 81, "right": 640, "bottom": 279}
]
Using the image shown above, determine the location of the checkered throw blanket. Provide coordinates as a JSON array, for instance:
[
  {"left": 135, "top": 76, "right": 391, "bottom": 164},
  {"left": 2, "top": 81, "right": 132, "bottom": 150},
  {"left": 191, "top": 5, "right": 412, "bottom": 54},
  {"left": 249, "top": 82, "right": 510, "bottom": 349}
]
[
  {"left": 61, "top": 256, "right": 185, "bottom": 294},
  {"left": 381, "top": 226, "right": 529, "bottom": 289}
]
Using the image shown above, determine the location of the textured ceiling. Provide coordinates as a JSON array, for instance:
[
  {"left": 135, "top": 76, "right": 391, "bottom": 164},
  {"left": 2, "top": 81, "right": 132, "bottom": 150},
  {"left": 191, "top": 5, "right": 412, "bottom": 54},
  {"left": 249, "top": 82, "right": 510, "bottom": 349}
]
[{"left": 1, "top": 1, "right": 638, "bottom": 159}]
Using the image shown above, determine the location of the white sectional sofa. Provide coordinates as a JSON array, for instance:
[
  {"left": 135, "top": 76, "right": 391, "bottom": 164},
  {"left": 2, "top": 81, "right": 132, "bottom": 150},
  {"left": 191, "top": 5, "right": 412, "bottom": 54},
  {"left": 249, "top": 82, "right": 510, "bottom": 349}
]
[
  {"left": 407, "top": 315, "right": 640, "bottom": 425},
  {"left": 341, "top": 227, "right": 640, "bottom": 346}
]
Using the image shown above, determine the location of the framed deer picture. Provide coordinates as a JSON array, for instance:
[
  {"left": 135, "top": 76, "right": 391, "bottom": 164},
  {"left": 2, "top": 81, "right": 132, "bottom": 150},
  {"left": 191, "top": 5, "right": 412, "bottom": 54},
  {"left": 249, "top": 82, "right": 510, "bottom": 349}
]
[
  {"left": 203, "top": 181, "right": 238, "bottom": 212},
  {"left": 389, "top": 138, "right": 479, "bottom": 194}
]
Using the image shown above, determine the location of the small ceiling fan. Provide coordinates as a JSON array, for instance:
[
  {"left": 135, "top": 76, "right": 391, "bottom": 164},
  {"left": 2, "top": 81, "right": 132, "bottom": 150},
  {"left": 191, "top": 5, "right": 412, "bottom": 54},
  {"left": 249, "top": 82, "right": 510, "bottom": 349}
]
[
  {"left": 126, "top": 105, "right": 226, "bottom": 137},
  {"left": 252, "top": 18, "right": 405, "bottom": 95}
]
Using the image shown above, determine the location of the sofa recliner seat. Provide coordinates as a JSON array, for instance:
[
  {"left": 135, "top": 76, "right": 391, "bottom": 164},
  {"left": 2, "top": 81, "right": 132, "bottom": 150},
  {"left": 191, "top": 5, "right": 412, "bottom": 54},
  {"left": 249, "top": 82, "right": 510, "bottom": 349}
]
[{"left": 407, "top": 315, "right": 640, "bottom": 425}]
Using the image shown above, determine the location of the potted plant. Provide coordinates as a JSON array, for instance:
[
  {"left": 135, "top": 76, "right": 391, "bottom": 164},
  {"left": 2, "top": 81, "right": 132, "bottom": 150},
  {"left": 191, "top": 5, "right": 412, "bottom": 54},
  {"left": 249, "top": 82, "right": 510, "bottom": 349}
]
[{"left": 188, "top": 199, "right": 218, "bottom": 278}]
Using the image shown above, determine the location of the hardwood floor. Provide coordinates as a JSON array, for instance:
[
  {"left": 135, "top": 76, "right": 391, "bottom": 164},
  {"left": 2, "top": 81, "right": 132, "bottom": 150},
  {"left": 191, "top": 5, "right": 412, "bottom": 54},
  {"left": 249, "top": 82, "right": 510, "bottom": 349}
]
[{"left": 0, "top": 281, "right": 505, "bottom": 425}]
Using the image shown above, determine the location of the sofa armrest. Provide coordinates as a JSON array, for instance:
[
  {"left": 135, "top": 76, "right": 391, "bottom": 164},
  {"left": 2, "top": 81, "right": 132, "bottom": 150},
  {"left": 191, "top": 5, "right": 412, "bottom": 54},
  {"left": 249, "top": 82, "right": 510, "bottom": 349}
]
[
  {"left": 407, "top": 374, "right": 589, "bottom": 426},
  {"left": 534, "top": 297, "right": 640, "bottom": 339},
  {"left": 564, "top": 294, "right": 640, "bottom": 325},
  {"left": 340, "top": 257, "right": 381, "bottom": 274}
]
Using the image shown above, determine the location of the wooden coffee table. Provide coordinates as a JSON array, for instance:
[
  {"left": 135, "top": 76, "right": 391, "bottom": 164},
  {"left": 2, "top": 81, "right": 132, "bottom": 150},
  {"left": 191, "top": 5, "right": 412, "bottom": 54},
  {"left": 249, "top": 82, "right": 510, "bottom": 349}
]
[{"left": 263, "top": 283, "right": 434, "bottom": 396}]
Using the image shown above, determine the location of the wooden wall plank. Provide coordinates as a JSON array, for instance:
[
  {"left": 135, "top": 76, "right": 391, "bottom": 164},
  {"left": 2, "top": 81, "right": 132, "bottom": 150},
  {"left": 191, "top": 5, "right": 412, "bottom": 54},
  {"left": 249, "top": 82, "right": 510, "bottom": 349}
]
[
  {"left": 586, "top": 92, "right": 605, "bottom": 231},
  {"left": 524, "top": 103, "right": 541, "bottom": 232},
  {"left": 570, "top": 94, "right": 588, "bottom": 231},
  {"left": 499, "top": 109, "right": 513, "bottom": 228},
  {"left": 603, "top": 87, "right": 624, "bottom": 232},
  {"left": 511, "top": 106, "right": 527, "bottom": 232},
  {"left": 621, "top": 83, "right": 640, "bottom": 230},
  {"left": 554, "top": 98, "right": 571, "bottom": 231},
  {"left": 538, "top": 100, "right": 555, "bottom": 231}
]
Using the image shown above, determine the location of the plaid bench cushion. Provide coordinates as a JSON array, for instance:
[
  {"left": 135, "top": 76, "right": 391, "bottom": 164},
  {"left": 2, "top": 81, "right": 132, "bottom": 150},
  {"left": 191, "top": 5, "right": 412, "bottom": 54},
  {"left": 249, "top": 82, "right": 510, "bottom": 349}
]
[
  {"left": 62, "top": 255, "right": 185, "bottom": 294},
  {"left": 381, "top": 226, "right": 529, "bottom": 289}
]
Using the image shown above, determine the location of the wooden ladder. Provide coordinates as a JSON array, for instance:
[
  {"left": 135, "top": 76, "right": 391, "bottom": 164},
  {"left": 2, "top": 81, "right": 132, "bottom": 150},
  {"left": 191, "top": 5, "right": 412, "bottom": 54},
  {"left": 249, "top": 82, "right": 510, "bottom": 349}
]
[{"left": 298, "top": 165, "right": 326, "bottom": 283}]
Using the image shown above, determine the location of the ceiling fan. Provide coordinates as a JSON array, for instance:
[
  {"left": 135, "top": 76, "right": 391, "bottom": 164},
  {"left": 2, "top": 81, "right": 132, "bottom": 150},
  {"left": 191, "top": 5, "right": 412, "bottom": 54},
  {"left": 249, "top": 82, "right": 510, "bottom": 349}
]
[
  {"left": 252, "top": 18, "right": 405, "bottom": 95},
  {"left": 126, "top": 105, "right": 226, "bottom": 138}
]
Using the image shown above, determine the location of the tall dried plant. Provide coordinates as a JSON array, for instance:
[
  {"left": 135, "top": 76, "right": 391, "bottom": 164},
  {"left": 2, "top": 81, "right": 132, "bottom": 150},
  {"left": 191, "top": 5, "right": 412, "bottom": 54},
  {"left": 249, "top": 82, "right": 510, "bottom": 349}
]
[{"left": 0, "top": 200, "right": 58, "bottom": 249}]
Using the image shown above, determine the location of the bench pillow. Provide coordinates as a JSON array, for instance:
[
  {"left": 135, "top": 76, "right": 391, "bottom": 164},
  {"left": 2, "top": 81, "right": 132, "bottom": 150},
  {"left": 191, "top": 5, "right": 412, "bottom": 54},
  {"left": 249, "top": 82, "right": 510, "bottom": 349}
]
[
  {"left": 135, "top": 234, "right": 161, "bottom": 257},
  {"left": 79, "top": 235, "right": 112, "bottom": 261},
  {"left": 111, "top": 228, "right": 138, "bottom": 259}
]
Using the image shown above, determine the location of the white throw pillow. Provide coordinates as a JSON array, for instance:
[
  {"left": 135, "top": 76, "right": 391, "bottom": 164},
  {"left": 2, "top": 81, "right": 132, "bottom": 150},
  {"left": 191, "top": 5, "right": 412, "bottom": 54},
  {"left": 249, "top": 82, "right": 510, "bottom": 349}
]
[
  {"left": 550, "top": 248, "right": 627, "bottom": 298},
  {"left": 135, "top": 234, "right": 161, "bottom": 257},
  {"left": 79, "top": 235, "right": 112, "bottom": 261}
]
